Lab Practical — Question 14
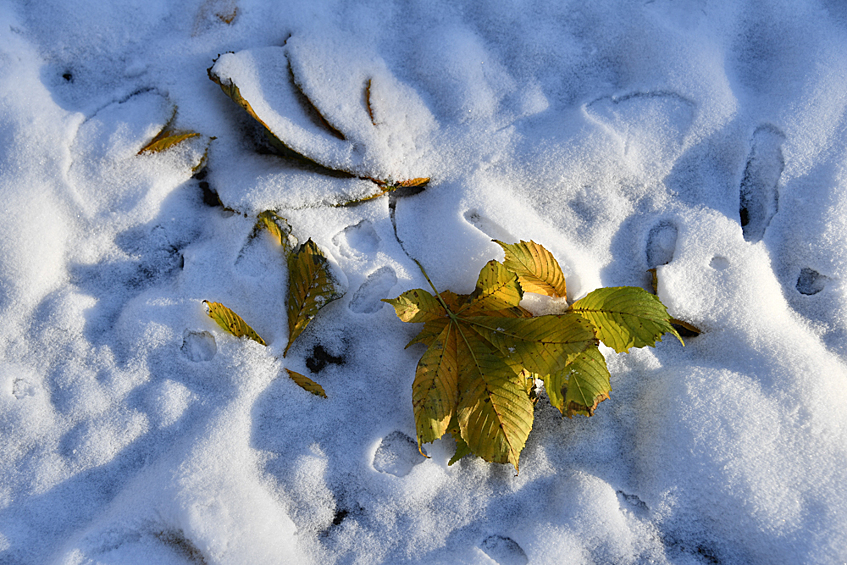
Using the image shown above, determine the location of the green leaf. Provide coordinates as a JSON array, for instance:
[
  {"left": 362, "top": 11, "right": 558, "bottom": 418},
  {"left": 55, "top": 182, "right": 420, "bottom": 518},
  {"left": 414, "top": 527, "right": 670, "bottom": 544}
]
[
  {"left": 466, "top": 314, "right": 597, "bottom": 378},
  {"left": 285, "top": 239, "right": 345, "bottom": 356},
  {"left": 413, "top": 323, "right": 459, "bottom": 448},
  {"left": 204, "top": 300, "right": 266, "bottom": 345},
  {"left": 285, "top": 368, "right": 327, "bottom": 398},
  {"left": 544, "top": 345, "right": 611, "bottom": 417},
  {"left": 495, "top": 240, "right": 567, "bottom": 298},
  {"left": 570, "top": 286, "right": 683, "bottom": 353},
  {"left": 255, "top": 211, "right": 297, "bottom": 254}
]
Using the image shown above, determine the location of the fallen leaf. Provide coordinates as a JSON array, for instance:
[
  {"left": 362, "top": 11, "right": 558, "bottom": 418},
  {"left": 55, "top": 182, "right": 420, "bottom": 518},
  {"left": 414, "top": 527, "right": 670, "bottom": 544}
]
[
  {"left": 285, "top": 368, "right": 327, "bottom": 398},
  {"left": 204, "top": 300, "right": 266, "bottom": 345},
  {"left": 285, "top": 239, "right": 345, "bottom": 356},
  {"left": 570, "top": 286, "right": 683, "bottom": 353}
]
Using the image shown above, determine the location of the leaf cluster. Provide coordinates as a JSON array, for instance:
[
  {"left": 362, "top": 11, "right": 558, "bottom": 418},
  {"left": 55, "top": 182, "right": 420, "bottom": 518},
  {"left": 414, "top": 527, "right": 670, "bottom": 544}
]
[
  {"left": 203, "top": 211, "right": 343, "bottom": 397},
  {"left": 384, "top": 240, "right": 683, "bottom": 471}
]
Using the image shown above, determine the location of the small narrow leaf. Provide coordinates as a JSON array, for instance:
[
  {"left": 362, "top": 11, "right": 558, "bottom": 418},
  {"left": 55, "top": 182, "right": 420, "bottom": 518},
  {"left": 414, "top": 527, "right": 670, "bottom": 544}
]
[
  {"left": 255, "top": 211, "right": 297, "bottom": 254},
  {"left": 545, "top": 346, "right": 611, "bottom": 417},
  {"left": 395, "top": 177, "right": 430, "bottom": 188},
  {"left": 138, "top": 130, "right": 202, "bottom": 155},
  {"left": 413, "top": 324, "right": 459, "bottom": 449},
  {"left": 285, "top": 239, "right": 345, "bottom": 356},
  {"left": 204, "top": 300, "right": 266, "bottom": 345},
  {"left": 285, "top": 368, "right": 327, "bottom": 398},
  {"left": 571, "top": 286, "right": 683, "bottom": 353},
  {"left": 495, "top": 240, "right": 567, "bottom": 298},
  {"left": 365, "top": 78, "right": 377, "bottom": 126}
]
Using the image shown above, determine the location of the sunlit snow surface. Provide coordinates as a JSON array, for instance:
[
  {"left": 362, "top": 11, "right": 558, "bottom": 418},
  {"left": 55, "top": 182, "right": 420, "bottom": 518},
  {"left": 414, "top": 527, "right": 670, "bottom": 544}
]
[{"left": 2, "top": 1, "right": 847, "bottom": 563}]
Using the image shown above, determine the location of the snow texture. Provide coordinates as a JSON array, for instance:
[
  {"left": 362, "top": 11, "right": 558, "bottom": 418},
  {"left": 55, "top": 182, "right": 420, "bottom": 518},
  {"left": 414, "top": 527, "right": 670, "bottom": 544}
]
[{"left": 2, "top": 0, "right": 847, "bottom": 563}]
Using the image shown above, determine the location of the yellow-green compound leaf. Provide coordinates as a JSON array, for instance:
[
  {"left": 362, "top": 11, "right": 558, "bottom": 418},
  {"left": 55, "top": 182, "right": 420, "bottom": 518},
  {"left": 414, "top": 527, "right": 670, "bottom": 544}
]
[
  {"left": 460, "top": 260, "right": 523, "bottom": 315},
  {"left": 285, "top": 239, "right": 345, "bottom": 356},
  {"left": 494, "top": 240, "right": 567, "bottom": 298},
  {"left": 285, "top": 368, "right": 327, "bottom": 398},
  {"left": 571, "top": 286, "right": 683, "bottom": 353},
  {"left": 466, "top": 314, "right": 597, "bottom": 379},
  {"left": 544, "top": 345, "right": 610, "bottom": 417},
  {"left": 413, "top": 323, "right": 459, "bottom": 449},
  {"left": 204, "top": 300, "right": 266, "bottom": 345},
  {"left": 255, "top": 211, "right": 297, "bottom": 254},
  {"left": 455, "top": 328, "right": 534, "bottom": 471},
  {"left": 138, "top": 130, "right": 202, "bottom": 154}
]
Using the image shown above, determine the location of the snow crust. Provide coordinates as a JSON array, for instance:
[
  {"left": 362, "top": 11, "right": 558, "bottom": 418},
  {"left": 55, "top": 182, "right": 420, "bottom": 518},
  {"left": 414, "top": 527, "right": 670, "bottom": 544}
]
[{"left": 2, "top": 0, "right": 847, "bottom": 563}]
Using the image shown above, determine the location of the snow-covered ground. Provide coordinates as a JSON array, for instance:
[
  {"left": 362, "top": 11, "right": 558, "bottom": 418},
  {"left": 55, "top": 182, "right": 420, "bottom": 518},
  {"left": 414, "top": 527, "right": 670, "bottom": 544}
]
[{"left": 2, "top": 1, "right": 847, "bottom": 563}]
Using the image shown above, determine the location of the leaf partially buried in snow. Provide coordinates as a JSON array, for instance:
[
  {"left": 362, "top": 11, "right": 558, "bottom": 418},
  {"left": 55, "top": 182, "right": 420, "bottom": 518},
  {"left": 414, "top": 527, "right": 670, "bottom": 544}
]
[
  {"left": 255, "top": 210, "right": 297, "bottom": 254},
  {"left": 285, "top": 239, "right": 345, "bottom": 356},
  {"left": 208, "top": 48, "right": 430, "bottom": 205},
  {"left": 384, "top": 260, "right": 596, "bottom": 471},
  {"left": 204, "top": 300, "right": 266, "bottom": 345},
  {"left": 494, "top": 239, "right": 567, "bottom": 298},
  {"left": 570, "top": 286, "right": 682, "bottom": 353},
  {"left": 285, "top": 368, "right": 327, "bottom": 398}
]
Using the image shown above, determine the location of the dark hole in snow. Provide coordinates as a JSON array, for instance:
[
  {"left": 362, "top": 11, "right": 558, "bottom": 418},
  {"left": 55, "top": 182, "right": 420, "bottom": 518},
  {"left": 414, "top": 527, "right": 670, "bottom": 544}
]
[
  {"left": 198, "top": 181, "right": 223, "bottom": 208},
  {"left": 796, "top": 268, "right": 827, "bottom": 295},
  {"left": 306, "top": 344, "right": 344, "bottom": 373},
  {"left": 62, "top": 71, "right": 73, "bottom": 82}
]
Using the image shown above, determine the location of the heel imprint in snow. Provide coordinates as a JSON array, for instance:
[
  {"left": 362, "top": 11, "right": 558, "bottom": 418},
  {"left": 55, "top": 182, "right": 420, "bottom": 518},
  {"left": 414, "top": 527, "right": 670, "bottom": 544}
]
[
  {"left": 373, "top": 431, "right": 425, "bottom": 477},
  {"left": 479, "top": 535, "right": 529, "bottom": 565},
  {"left": 384, "top": 240, "right": 689, "bottom": 472},
  {"left": 349, "top": 267, "right": 398, "bottom": 314},
  {"left": 646, "top": 220, "right": 678, "bottom": 268},
  {"left": 739, "top": 125, "right": 784, "bottom": 242}
]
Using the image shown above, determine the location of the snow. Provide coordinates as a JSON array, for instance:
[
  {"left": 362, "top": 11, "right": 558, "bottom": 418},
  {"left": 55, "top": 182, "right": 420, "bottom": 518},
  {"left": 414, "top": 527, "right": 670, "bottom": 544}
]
[{"left": 2, "top": 0, "right": 847, "bottom": 563}]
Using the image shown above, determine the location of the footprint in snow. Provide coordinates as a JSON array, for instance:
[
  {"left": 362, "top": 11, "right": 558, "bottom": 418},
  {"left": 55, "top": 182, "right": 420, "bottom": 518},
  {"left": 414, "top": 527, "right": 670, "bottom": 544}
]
[
  {"left": 372, "top": 431, "right": 423, "bottom": 477},
  {"left": 349, "top": 266, "right": 397, "bottom": 314},
  {"left": 333, "top": 220, "right": 380, "bottom": 259},
  {"left": 739, "top": 125, "right": 785, "bottom": 243},
  {"left": 646, "top": 220, "right": 679, "bottom": 268},
  {"left": 479, "top": 535, "right": 529, "bottom": 565}
]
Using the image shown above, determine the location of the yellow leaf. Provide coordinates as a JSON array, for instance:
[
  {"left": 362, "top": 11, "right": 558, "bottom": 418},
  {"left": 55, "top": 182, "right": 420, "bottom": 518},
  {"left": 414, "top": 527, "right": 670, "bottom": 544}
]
[
  {"left": 255, "top": 210, "right": 297, "bottom": 254},
  {"left": 138, "top": 131, "right": 201, "bottom": 155},
  {"left": 203, "top": 300, "right": 266, "bottom": 345},
  {"left": 285, "top": 368, "right": 327, "bottom": 398},
  {"left": 413, "top": 323, "right": 458, "bottom": 449},
  {"left": 495, "top": 239, "right": 567, "bottom": 298},
  {"left": 285, "top": 239, "right": 345, "bottom": 356}
]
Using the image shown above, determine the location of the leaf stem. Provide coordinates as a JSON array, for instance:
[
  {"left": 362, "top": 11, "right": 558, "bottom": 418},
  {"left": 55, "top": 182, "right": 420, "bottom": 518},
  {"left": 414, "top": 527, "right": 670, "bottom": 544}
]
[{"left": 412, "top": 258, "right": 456, "bottom": 319}]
